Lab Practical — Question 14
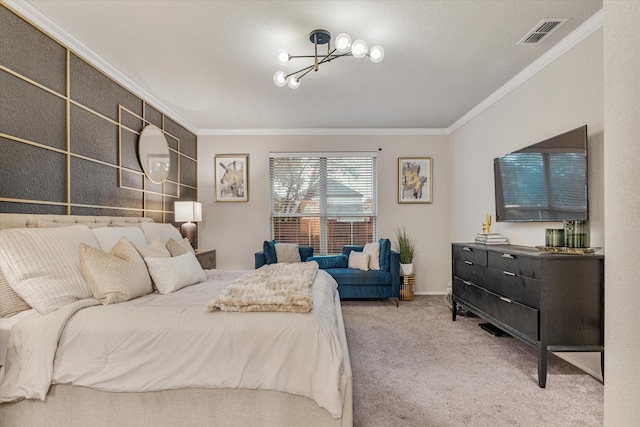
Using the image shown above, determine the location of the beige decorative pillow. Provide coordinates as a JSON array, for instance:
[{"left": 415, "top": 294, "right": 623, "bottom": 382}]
[
  {"left": 134, "top": 238, "right": 171, "bottom": 258},
  {"left": 275, "top": 243, "right": 301, "bottom": 263},
  {"left": 166, "top": 237, "right": 195, "bottom": 257},
  {"left": 363, "top": 242, "right": 380, "bottom": 271},
  {"left": 144, "top": 252, "right": 205, "bottom": 294},
  {"left": 79, "top": 237, "right": 153, "bottom": 305},
  {"left": 348, "top": 251, "right": 370, "bottom": 271},
  {"left": 0, "top": 267, "right": 31, "bottom": 318}
]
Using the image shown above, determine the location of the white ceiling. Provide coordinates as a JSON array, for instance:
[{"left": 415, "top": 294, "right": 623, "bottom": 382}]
[{"left": 13, "top": 0, "right": 602, "bottom": 132}]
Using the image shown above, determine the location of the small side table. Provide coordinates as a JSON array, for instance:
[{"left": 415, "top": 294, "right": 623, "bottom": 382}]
[
  {"left": 195, "top": 249, "right": 216, "bottom": 269},
  {"left": 400, "top": 274, "right": 415, "bottom": 301}
]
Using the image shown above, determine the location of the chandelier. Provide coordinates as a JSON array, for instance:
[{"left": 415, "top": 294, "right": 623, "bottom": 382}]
[{"left": 273, "top": 29, "right": 384, "bottom": 89}]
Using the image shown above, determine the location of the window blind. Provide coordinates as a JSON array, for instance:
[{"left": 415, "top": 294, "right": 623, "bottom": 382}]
[{"left": 270, "top": 152, "right": 377, "bottom": 255}]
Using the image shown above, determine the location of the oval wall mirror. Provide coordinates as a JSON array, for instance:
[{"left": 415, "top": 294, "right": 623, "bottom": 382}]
[{"left": 138, "top": 124, "right": 170, "bottom": 184}]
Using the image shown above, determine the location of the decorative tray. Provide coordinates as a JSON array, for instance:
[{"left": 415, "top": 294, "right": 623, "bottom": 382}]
[{"left": 535, "top": 246, "right": 601, "bottom": 255}]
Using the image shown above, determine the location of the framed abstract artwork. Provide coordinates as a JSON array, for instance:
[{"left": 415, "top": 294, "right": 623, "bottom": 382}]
[
  {"left": 214, "top": 154, "right": 248, "bottom": 202},
  {"left": 398, "top": 157, "right": 432, "bottom": 204}
]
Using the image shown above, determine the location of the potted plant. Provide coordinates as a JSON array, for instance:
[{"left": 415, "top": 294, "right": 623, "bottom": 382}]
[{"left": 394, "top": 227, "right": 417, "bottom": 275}]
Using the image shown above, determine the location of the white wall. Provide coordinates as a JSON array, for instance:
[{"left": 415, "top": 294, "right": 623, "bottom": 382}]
[
  {"left": 448, "top": 30, "right": 604, "bottom": 378},
  {"left": 197, "top": 134, "right": 450, "bottom": 294},
  {"left": 603, "top": 1, "right": 640, "bottom": 425},
  {"left": 449, "top": 29, "right": 604, "bottom": 248}
]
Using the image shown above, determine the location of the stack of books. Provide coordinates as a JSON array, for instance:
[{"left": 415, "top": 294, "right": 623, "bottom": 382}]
[{"left": 475, "top": 233, "right": 509, "bottom": 245}]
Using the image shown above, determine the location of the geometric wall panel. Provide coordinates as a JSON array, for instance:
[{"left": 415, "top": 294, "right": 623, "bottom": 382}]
[
  {"left": 0, "top": 6, "right": 66, "bottom": 94},
  {"left": 70, "top": 157, "right": 143, "bottom": 210},
  {"left": 0, "top": 71, "right": 67, "bottom": 150},
  {"left": 70, "top": 53, "right": 142, "bottom": 122},
  {"left": 0, "top": 6, "right": 197, "bottom": 222},
  {"left": 0, "top": 137, "right": 66, "bottom": 203},
  {"left": 70, "top": 104, "right": 119, "bottom": 165}
]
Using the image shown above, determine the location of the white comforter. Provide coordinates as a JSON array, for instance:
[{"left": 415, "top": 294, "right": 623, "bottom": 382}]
[{"left": 0, "top": 269, "right": 347, "bottom": 418}]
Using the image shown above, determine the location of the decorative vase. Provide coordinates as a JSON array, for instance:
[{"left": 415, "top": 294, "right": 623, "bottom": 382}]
[{"left": 400, "top": 263, "right": 414, "bottom": 276}]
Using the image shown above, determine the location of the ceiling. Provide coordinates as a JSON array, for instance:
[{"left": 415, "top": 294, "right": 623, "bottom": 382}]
[{"left": 14, "top": 1, "right": 602, "bottom": 132}]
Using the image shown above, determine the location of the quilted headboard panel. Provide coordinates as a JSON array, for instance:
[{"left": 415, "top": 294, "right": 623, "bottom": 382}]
[{"left": 0, "top": 214, "right": 154, "bottom": 230}]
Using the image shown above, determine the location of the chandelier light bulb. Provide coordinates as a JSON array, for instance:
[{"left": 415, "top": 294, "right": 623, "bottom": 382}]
[
  {"left": 287, "top": 75, "right": 300, "bottom": 89},
  {"left": 273, "top": 71, "right": 287, "bottom": 87},
  {"left": 351, "top": 39, "right": 368, "bottom": 58},
  {"left": 368, "top": 45, "right": 385, "bottom": 63},
  {"left": 277, "top": 49, "right": 290, "bottom": 65},
  {"left": 335, "top": 33, "right": 352, "bottom": 53}
]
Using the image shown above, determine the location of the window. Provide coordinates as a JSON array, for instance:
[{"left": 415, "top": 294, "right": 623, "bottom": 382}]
[{"left": 270, "top": 152, "right": 377, "bottom": 255}]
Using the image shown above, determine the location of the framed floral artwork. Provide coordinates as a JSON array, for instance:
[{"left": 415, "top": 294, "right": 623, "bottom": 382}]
[
  {"left": 398, "top": 157, "right": 432, "bottom": 204},
  {"left": 214, "top": 154, "right": 248, "bottom": 202}
]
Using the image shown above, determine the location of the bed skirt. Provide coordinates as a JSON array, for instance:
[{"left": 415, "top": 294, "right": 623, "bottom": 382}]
[{"left": 0, "top": 381, "right": 353, "bottom": 427}]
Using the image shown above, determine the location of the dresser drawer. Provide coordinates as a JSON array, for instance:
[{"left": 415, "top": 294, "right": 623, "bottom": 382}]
[
  {"left": 484, "top": 289, "right": 539, "bottom": 341},
  {"left": 452, "top": 277, "right": 486, "bottom": 312},
  {"left": 487, "top": 250, "right": 540, "bottom": 279},
  {"left": 485, "top": 268, "right": 541, "bottom": 309},
  {"left": 453, "top": 259, "right": 486, "bottom": 286},
  {"left": 453, "top": 245, "right": 488, "bottom": 267}
]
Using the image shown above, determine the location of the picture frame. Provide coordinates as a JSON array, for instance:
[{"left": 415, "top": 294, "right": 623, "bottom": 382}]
[
  {"left": 398, "top": 157, "right": 432, "bottom": 204},
  {"left": 214, "top": 154, "right": 249, "bottom": 202}
]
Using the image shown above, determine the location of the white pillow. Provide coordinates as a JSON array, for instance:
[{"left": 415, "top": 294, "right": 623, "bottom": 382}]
[
  {"left": 348, "top": 251, "right": 371, "bottom": 271},
  {"left": 275, "top": 243, "right": 301, "bottom": 263},
  {"left": 144, "top": 252, "right": 205, "bottom": 294},
  {"left": 363, "top": 242, "right": 380, "bottom": 270},
  {"left": 141, "top": 222, "right": 183, "bottom": 244},
  {"left": 134, "top": 238, "right": 171, "bottom": 258},
  {"left": 0, "top": 225, "right": 100, "bottom": 314},
  {"left": 92, "top": 226, "right": 148, "bottom": 252},
  {"left": 79, "top": 237, "right": 153, "bottom": 304}
]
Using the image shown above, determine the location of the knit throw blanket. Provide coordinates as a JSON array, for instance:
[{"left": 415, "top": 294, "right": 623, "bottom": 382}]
[{"left": 207, "top": 262, "right": 318, "bottom": 313}]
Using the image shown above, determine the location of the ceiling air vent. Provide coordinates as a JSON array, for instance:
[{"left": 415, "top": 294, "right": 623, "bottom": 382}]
[{"left": 517, "top": 18, "right": 568, "bottom": 45}]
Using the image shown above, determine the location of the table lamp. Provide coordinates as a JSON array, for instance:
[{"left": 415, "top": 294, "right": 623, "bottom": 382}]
[{"left": 174, "top": 201, "right": 202, "bottom": 249}]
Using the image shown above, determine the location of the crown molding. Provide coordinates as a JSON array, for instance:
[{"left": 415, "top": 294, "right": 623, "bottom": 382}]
[
  {"left": 448, "top": 8, "right": 603, "bottom": 134},
  {"left": 4, "top": 0, "right": 199, "bottom": 135},
  {"left": 198, "top": 128, "right": 450, "bottom": 136}
]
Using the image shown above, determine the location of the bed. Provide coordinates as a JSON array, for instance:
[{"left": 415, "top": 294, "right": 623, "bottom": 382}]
[{"left": 0, "top": 213, "right": 353, "bottom": 427}]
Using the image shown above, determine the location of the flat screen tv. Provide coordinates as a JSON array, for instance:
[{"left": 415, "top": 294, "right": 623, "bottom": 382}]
[{"left": 494, "top": 125, "right": 588, "bottom": 222}]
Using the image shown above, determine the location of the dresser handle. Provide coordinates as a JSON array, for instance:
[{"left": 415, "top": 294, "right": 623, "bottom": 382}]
[
  {"left": 463, "top": 280, "right": 473, "bottom": 286},
  {"left": 501, "top": 253, "right": 515, "bottom": 259},
  {"left": 463, "top": 247, "right": 472, "bottom": 252},
  {"left": 503, "top": 271, "right": 516, "bottom": 277},
  {"left": 464, "top": 261, "right": 473, "bottom": 265},
  {"left": 499, "top": 297, "right": 513, "bottom": 303}
]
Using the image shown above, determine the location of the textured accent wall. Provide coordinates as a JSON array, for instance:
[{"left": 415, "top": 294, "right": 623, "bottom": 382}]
[{"left": 0, "top": 6, "right": 197, "bottom": 223}]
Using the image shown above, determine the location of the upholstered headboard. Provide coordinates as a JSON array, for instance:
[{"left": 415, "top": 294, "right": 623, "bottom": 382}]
[{"left": 0, "top": 214, "right": 154, "bottom": 230}]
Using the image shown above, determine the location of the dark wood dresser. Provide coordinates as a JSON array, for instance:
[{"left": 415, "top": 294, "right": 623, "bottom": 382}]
[{"left": 451, "top": 243, "right": 604, "bottom": 387}]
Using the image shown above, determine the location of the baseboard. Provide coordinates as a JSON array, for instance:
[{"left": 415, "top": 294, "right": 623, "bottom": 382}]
[
  {"left": 553, "top": 352, "right": 603, "bottom": 382},
  {"left": 414, "top": 291, "right": 448, "bottom": 296}
]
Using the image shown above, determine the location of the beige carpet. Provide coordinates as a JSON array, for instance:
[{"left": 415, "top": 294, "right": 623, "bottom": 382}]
[{"left": 341, "top": 296, "right": 603, "bottom": 427}]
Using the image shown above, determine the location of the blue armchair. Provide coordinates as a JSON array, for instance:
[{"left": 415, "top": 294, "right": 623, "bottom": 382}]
[{"left": 307, "top": 240, "right": 400, "bottom": 303}]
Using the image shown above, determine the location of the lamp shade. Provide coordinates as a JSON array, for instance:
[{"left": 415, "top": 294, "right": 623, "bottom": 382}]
[{"left": 175, "top": 201, "right": 202, "bottom": 222}]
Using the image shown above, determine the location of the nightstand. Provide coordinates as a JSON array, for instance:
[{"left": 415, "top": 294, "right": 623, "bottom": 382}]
[{"left": 195, "top": 249, "right": 216, "bottom": 269}]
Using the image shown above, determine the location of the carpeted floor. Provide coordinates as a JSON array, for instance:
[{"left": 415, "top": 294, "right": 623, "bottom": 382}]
[{"left": 341, "top": 296, "right": 603, "bottom": 427}]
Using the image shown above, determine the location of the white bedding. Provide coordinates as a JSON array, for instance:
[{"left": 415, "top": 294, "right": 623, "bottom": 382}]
[
  {"left": 0, "top": 309, "right": 35, "bottom": 368},
  {"left": 0, "top": 269, "right": 347, "bottom": 418}
]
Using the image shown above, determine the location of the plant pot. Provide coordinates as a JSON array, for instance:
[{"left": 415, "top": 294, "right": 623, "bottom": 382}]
[{"left": 400, "top": 263, "right": 414, "bottom": 275}]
